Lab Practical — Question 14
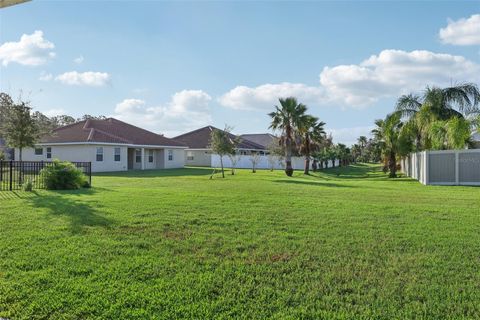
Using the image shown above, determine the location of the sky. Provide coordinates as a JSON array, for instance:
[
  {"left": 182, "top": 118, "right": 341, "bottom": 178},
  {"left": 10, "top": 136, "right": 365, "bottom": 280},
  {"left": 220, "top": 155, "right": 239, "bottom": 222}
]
[{"left": 1, "top": 1, "right": 479, "bottom": 145}]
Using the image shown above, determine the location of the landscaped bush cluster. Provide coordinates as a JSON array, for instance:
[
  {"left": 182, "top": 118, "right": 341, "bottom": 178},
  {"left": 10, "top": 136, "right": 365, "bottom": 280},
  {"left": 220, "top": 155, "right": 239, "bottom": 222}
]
[{"left": 40, "top": 160, "right": 89, "bottom": 190}]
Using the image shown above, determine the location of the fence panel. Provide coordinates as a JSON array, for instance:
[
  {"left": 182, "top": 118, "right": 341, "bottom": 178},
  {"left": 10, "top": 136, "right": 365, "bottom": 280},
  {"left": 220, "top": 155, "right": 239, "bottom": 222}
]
[
  {"left": 0, "top": 161, "right": 91, "bottom": 191},
  {"left": 211, "top": 155, "right": 339, "bottom": 170},
  {"left": 401, "top": 150, "right": 480, "bottom": 186}
]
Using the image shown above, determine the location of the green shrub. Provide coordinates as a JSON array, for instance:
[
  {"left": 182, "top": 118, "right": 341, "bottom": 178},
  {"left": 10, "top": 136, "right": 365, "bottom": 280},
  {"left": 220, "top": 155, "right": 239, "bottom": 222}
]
[
  {"left": 40, "top": 160, "right": 88, "bottom": 190},
  {"left": 0, "top": 150, "right": 5, "bottom": 161},
  {"left": 23, "top": 179, "right": 33, "bottom": 192}
]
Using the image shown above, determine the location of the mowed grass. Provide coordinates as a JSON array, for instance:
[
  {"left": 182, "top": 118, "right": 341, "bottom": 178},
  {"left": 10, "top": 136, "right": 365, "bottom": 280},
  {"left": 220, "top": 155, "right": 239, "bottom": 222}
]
[{"left": 1, "top": 164, "right": 480, "bottom": 319}]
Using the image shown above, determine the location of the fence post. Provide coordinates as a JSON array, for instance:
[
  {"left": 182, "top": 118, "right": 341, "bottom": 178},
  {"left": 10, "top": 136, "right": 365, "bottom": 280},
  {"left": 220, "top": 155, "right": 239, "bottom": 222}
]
[
  {"left": 9, "top": 160, "right": 13, "bottom": 191},
  {"left": 88, "top": 162, "right": 92, "bottom": 186},
  {"left": 455, "top": 151, "right": 459, "bottom": 186},
  {"left": 424, "top": 151, "right": 429, "bottom": 185}
]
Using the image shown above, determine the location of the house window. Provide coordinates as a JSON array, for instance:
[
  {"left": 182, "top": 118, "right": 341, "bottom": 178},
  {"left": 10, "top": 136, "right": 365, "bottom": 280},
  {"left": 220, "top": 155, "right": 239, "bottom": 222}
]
[
  {"left": 168, "top": 150, "right": 173, "bottom": 161},
  {"left": 34, "top": 148, "right": 43, "bottom": 155},
  {"left": 96, "top": 147, "right": 103, "bottom": 162},
  {"left": 135, "top": 149, "right": 142, "bottom": 163},
  {"left": 46, "top": 147, "right": 52, "bottom": 159},
  {"left": 114, "top": 147, "right": 121, "bottom": 162},
  {"left": 186, "top": 151, "right": 194, "bottom": 161},
  {"left": 148, "top": 150, "right": 154, "bottom": 163}
]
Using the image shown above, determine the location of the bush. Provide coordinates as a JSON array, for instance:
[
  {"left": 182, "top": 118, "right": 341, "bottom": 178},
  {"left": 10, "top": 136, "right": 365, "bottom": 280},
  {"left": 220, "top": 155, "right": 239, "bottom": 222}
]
[
  {"left": 40, "top": 160, "right": 88, "bottom": 190},
  {"left": 0, "top": 150, "right": 5, "bottom": 161},
  {"left": 23, "top": 179, "right": 33, "bottom": 192}
]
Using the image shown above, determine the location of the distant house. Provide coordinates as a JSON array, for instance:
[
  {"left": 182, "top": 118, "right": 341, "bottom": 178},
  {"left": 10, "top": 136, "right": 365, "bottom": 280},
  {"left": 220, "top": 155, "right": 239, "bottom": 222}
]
[
  {"left": 239, "top": 133, "right": 278, "bottom": 150},
  {"left": 0, "top": 137, "right": 13, "bottom": 160},
  {"left": 471, "top": 132, "right": 480, "bottom": 149},
  {"left": 15, "top": 118, "right": 187, "bottom": 172},
  {"left": 174, "top": 126, "right": 265, "bottom": 167}
]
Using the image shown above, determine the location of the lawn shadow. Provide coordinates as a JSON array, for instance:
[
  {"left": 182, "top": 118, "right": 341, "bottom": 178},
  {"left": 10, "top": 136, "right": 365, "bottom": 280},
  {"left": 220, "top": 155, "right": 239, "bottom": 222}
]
[
  {"left": 272, "top": 179, "right": 356, "bottom": 188},
  {"left": 0, "top": 190, "right": 40, "bottom": 200},
  {"left": 95, "top": 167, "right": 213, "bottom": 178},
  {"left": 318, "top": 163, "right": 388, "bottom": 180},
  {"left": 28, "top": 188, "right": 113, "bottom": 234}
]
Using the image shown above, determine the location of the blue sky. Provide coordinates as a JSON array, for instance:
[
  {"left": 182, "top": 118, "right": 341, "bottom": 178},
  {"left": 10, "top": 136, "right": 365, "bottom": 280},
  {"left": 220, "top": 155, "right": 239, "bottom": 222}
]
[{"left": 1, "top": 1, "right": 479, "bottom": 145}]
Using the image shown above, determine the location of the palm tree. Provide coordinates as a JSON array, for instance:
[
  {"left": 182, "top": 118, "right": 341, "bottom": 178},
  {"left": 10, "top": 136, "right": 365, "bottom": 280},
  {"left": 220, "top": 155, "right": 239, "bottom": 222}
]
[
  {"left": 269, "top": 97, "right": 307, "bottom": 176},
  {"left": 298, "top": 115, "right": 326, "bottom": 174},
  {"left": 357, "top": 136, "right": 368, "bottom": 162},
  {"left": 372, "top": 113, "right": 412, "bottom": 178},
  {"left": 396, "top": 83, "right": 480, "bottom": 150}
]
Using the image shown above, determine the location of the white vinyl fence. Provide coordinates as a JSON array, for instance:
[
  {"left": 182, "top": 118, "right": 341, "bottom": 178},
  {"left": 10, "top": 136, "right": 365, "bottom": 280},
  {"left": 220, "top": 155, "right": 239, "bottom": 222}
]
[
  {"left": 401, "top": 150, "right": 480, "bottom": 186},
  {"left": 211, "top": 154, "right": 339, "bottom": 171}
]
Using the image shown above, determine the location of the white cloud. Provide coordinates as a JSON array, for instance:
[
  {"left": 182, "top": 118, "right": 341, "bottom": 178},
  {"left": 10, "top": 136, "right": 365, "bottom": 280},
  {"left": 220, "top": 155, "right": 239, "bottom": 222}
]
[
  {"left": 113, "top": 90, "right": 212, "bottom": 136},
  {"left": 74, "top": 55, "right": 84, "bottom": 64},
  {"left": 218, "top": 82, "right": 326, "bottom": 110},
  {"left": 114, "top": 98, "right": 146, "bottom": 114},
  {"left": 55, "top": 71, "right": 111, "bottom": 86},
  {"left": 0, "top": 30, "right": 55, "bottom": 66},
  {"left": 41, "top": 108, "right": 66, "bottom": 117},
  {"left": 39, "top": 72, "right": 53, "bottom": 81},
  {"left": 219, "top": 50, "right": 479, "bottom": 109},
  {"left": 320, "top": 50, "right": 480, "bottom": 106},
  {"left": 327, "top": 125, "right": 374, "bottom": 146},
  {"left": 439, "top": 14, "right": 480, "bottom": 45}
]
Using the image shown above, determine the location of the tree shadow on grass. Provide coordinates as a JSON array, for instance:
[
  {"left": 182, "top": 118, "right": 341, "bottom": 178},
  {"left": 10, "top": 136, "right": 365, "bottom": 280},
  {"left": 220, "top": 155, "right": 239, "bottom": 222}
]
[
  {"left": 28, "top": 188, "right": 113, "bottom": 234},
  {"left": 272, "top": 179, "right": 357, "bottom": 188},
  {"left": 94, "top": 167, "right": 213, "bottom": 178}
]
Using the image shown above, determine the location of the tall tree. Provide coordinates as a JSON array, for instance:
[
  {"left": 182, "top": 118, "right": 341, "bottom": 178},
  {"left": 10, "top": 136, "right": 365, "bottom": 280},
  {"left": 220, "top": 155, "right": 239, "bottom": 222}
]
[
  {"left": 0, "top": 93, "right": 14, "bottom": 137},
  {"left": 268, "top": 97, "right": 307, "bottom": 177},
  {"left": 396, "top": 83, "right": 480, "bottom": 150},
  {"left": 372, "top": 113, "right": 412, "bottom": 178},
  {"left": 298, "top": 115, "right": 326, "bottom": 174},
  {"left": 3, "top": 102, "right": 40, "bottom": 161},
  {"left": 209, "top": 126, "right": 238, "bottom": 178}
]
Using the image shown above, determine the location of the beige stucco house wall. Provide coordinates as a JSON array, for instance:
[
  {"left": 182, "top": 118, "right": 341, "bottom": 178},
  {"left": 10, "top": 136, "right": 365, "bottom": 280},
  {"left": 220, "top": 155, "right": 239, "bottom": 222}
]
[
  {"left": 184, "top": 149, "right": 212, "bottom": 167},
  {"left": 16, "top": 144, "right": 186, "bottom": 173}
]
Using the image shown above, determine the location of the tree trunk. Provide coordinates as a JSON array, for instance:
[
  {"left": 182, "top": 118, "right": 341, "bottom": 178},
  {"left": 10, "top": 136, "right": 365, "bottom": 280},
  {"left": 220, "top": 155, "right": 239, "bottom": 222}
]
[
  {"left": 285, "top": 135, "right": 293, "bottom": 177},
  {"left": 304, "top": 157, "right": 310, "bottom": 175},
  {"left": 312, "top": 160, "right": 317, "bottom": 172},
  {"left": 220, "top": 156, "right": 225, "bottom": 178},
  {"left": 19, "top": 148, "right": 22, "bottom": 161},
  {"left": 388, "top": 151, "right": 397, "bottom": 178}
]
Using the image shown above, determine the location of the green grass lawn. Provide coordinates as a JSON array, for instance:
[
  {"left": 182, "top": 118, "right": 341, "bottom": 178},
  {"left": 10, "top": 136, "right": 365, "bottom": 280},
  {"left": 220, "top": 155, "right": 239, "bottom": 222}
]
[{"left": 1, "top": 164, "right": 480, "bottom": 319}]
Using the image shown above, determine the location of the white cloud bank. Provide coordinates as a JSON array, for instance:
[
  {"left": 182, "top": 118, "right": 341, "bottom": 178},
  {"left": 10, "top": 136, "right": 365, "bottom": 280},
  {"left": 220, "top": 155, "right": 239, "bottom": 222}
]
[
  {"left": 0, "top": 30, "right": 55, "bottom": 66},
  {"left": 113, "top": 90, "right": 212, "bottom": 136},
  {"left": 219, "top": 49, "right": 480, "bottom": 109},
  {"left": 55, "top": 71, "right": 111, "bottom": 86},
  {"left": 439, "top": 14, "right": 480, "bottom": 45},
  {"left": 218, "top": 83, "right": 325, "bottom": 110}
]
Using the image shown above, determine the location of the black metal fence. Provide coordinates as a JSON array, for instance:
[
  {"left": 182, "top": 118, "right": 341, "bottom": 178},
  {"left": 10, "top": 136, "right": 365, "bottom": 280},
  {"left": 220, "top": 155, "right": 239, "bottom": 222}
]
[{"left": 0, "top": 161, "right": 91, "bottom": 191}]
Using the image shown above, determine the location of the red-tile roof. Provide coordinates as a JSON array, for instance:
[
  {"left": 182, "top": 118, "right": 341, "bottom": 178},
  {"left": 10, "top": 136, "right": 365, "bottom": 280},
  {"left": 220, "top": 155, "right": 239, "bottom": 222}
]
[
  {"left": 173, "top": 126, "right": 265, "bottom": 150},
  {"left": 40, "top": 118, "right": 187, "bottom": 147}
]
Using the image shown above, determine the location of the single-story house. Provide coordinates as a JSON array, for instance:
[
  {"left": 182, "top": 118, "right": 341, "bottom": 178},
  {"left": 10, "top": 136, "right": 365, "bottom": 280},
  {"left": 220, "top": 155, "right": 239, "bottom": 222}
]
[
  {"left": 173, "top": 126, "right": 266, "bottom": 167},
  {"left": 239, "top": 133, "right": 278, "bottom": 150},
  {"left": 15, "top": 118, "right": 187, "bottom": 172}
]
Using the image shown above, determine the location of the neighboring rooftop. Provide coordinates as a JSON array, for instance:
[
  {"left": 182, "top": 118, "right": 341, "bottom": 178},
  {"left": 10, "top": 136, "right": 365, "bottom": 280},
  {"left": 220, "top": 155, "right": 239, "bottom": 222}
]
[
  {"left": 39, "top": 118, "right": 187, "bottom": 147},
  {"left": 239, "top": 133, "right": 278, "bottom": 149},
  {"left": 174, "top": 126, "right": 265, "bottom": 150}
]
